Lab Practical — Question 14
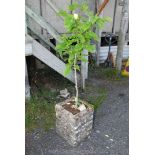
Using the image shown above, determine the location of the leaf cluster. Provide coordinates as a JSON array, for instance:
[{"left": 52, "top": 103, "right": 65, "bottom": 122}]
[{"left": 56, "top": 2, "right": 111, "bottom": 76}]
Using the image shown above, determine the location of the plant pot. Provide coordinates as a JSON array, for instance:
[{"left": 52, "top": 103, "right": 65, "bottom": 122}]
[{"left": 55, "top": 97, "right": 94, "bottom": 146}]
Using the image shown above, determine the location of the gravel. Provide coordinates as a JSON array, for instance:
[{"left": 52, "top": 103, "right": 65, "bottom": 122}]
[{"left": 26, "top": 78, "right": 129, "bottom": 155}]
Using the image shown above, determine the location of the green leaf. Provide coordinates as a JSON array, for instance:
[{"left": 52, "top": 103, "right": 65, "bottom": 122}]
[
  {"left": 78, "top": 34, "right": 85, "bottom": 43},
  {"left": 64, "top": 64, "right": 71, "bottom": 76},
  {"left": 64, "top": 16, "right": 74, "bottom": 31},
  {"left": 85, "top": 44, "right": 95, "bottom": 52},
  {"left": 74, "top": 65, "right": 80, "bottom": 71},
  {"left": 68, "top": 2, "right": 79, "bottom": 11},
  {"left": 80, "top": 3, "right": 89, "bottom": 11},
  {"left": 55, "top": 2, "right": 111, "bottom": 75},
  {"left": 58, "top": 10, "right": 67, "bottom": 17},
  {"left": 74, "top": 44, "right": 83, "bottom": 52},
  {"left": 103, "top": 16, "right": 112, "bottom": 22},
  {"left": 80, "top": 57, "right": 88, "bottom": 62},
  {"left": 88, "top": 31, "right": 99, "bottom": 41},
  {"left": 68, "top": 54, "right": 74, "bottom": 64}
]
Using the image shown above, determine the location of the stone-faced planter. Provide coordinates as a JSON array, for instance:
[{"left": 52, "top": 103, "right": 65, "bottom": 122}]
[{"left": 55, "top": 97, "right": 94, "bottom": 146}]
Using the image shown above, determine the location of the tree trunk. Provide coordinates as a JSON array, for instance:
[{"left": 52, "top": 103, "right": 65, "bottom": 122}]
[{"left": 116, "top": 0, "right": 129, "bottom": 73}]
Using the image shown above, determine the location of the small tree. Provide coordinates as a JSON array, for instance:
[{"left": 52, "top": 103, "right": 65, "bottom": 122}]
[{"left": 56, "top": 2, "right": 110, "bottom": 107}]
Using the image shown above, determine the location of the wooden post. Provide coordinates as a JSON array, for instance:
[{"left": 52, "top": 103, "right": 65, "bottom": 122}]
[
  {"left": 25, "top": 59, "right": 30, "bottom": 99},
  {"left": 35, "top": 0, "right": 47, "bottom": 69},
  {"left": 81, "top": 49, "right": 88, "bottom": 90},
  {"left": 116, "top": 0, "right": 129, "bottom": 73},
  {"left": 96, "top": 28, "right": 101, "bottom": 66},
  {"left": 25, "top": 14, "right": 27, "bottom": 34},
  {"left": 40, "top": 0, "right": 47, "bottom": 37}
]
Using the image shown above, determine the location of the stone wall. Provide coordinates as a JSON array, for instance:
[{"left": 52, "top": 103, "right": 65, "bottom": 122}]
[{"left": 55, "top": 98, "right": 94, "bottom": 146}]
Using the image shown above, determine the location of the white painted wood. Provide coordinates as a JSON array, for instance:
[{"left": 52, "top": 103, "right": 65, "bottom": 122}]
[
  {"left": 25, "top": 43, "right": 33, "bottom": 56},
  {"left": 96, "top": 29, "right": 102, "bottom": 66},
  {"left": 46, "top": 0, "right": 60, "bottom": 15},
  {"left": 99, "top": 45, "right": 129, "bottom": 63},
  {"left": 81, "top": 49, "right": 88, "bottom": 89},
  {"left": 25, "top": 59, "right": 31, "bottom": 99},
  {"left": 25, "top": 0, "right": 70, "bottom": 34},
  {"left": 26, "top": 0, "right": 124, "bottom": 34},
  {"left": 26, "top": 0, "right": 42, "bottom": 35},
  {"left": 25, "top": 34, "right": 33, "bottom": 56},
  {"left": 25, "top": 6, "right": 61, "bottom": 42},
  {"left": 40, "top": 0, "right": 47, "bottom": 38},
  {"left": 27, "top": 35, "right": 79, "bottom": 83},
  {"left": 28, "top": 26, "right": 56, "bottom": 50},
  {"left": 42, "top": 0, "right": 66, "bottom": 33},
  {"left": 25, "top": 33, "right": 34, "bottom": 43}
]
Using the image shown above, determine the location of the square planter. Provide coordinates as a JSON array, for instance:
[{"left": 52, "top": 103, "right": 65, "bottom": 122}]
[{"left": 55, "top": 97, "right": 94, "bottom": 146}]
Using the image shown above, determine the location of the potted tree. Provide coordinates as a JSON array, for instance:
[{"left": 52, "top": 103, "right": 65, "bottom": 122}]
[{"left": 55, "top": 2, "right": 110, "bottom": 146}]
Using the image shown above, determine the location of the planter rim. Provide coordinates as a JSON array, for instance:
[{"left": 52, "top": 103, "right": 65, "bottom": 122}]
[{"left": 56, "top": 96, "right": 94, "bottom": 116}]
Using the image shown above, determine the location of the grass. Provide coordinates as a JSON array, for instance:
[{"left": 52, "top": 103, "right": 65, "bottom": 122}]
[
  {"left": 103, "top": 68, "right": 121, "bottom": 80},
  {"left": 25, "top": 89, "right": 58, "bottom": 132},
  {"left": 89, "top": 66, "right": 128, "bottom": 81},
  {"left": 25, "top": 67, "right": 109, "bottom": 132},
  {"left": 25, "top": 83, "right": 107, "bottom": 132},
  {"left": 80, "top": 85, "right": 107, "bottom": 110}
]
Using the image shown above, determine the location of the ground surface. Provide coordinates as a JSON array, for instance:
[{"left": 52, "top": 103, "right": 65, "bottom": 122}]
[{"left": 26, "top": 67, "right": 129, "bottom": 155}]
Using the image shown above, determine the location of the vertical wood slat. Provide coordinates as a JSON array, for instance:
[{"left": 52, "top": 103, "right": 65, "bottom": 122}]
[
  {"left": 25, "top": 59, "right": 31, "bottom": 99},
  {"left": 46, "top": 0, "right": 62, "bottom": 17},
  {"left": 81, "top": 49, "right": 88, "bottom": 90},
  {"left": 40, "top": 0, "right": 47, "bottom": 37},
  {"left": 96, "top": 28, "right": 101, "bottom": 66},
  {"left": 25, "top": 14, "right": 27, "bottom": 34}
]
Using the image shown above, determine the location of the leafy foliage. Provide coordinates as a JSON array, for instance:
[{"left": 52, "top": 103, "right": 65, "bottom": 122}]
[{"left": 56, "top": 2, "right": 111, "bottom": 76}]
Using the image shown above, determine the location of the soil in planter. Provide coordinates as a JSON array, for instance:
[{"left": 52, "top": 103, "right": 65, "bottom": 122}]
[{"left": 62, "top": 101, "right": 81, "bottom": 115}]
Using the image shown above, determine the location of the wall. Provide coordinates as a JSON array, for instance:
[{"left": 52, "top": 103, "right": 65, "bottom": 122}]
[
  {"left": 99, "top": 0, "right": 123, "bottom": 33},
  {"left": 26, "top": 0, "right": 124, "bottom": 35},
  {"left": 26, "top": 0, "right": 71, "bottom": 35},
  {"left": 26, "top": 0, "right": 42, "bottom": 35}
]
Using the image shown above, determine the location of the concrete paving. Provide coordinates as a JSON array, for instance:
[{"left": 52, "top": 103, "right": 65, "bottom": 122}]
[{"left": 26, "top": 79, "right": 129, "bottom": 155}]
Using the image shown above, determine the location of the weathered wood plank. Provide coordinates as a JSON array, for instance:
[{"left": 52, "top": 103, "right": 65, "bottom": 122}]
[
  {"left": 81, "top": 49, "right": 88, "bottom": 89},
  {"left": 25, "top": 34, "right": 33, "bottom": 56},
  {"left": 46, "top": 0, "right": 60, "bottom": 15},
  {"left": 95, "top": 28, "right": 101, "bottom": 66},
  {"left": 25, "top": 6, "right": 61, "bottom": 42},
  {"left": 25, "top": 43, "right": 33, "bottom": 56},
  {"left": 46, "top": 0, "right": 64, "bottom": 21},
  {"left": 99, "top": 45, "right": 129, "bottom": 63},
  {"left": 25, "top": 59, "right": 31, "bottom": 99},
  {"left": 26, "top": 0, "right": 42, "bottom": 35},
  {"left": 27, "top": 35, "right": 79, "bottom": 83},
  {"left": 28, "top": 26, "right": 56, "bottom": 50}
]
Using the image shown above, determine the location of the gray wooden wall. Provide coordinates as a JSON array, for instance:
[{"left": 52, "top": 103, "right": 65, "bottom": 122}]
[{"left": 26, "top": 0, "right": 124, "bottom": 35}]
